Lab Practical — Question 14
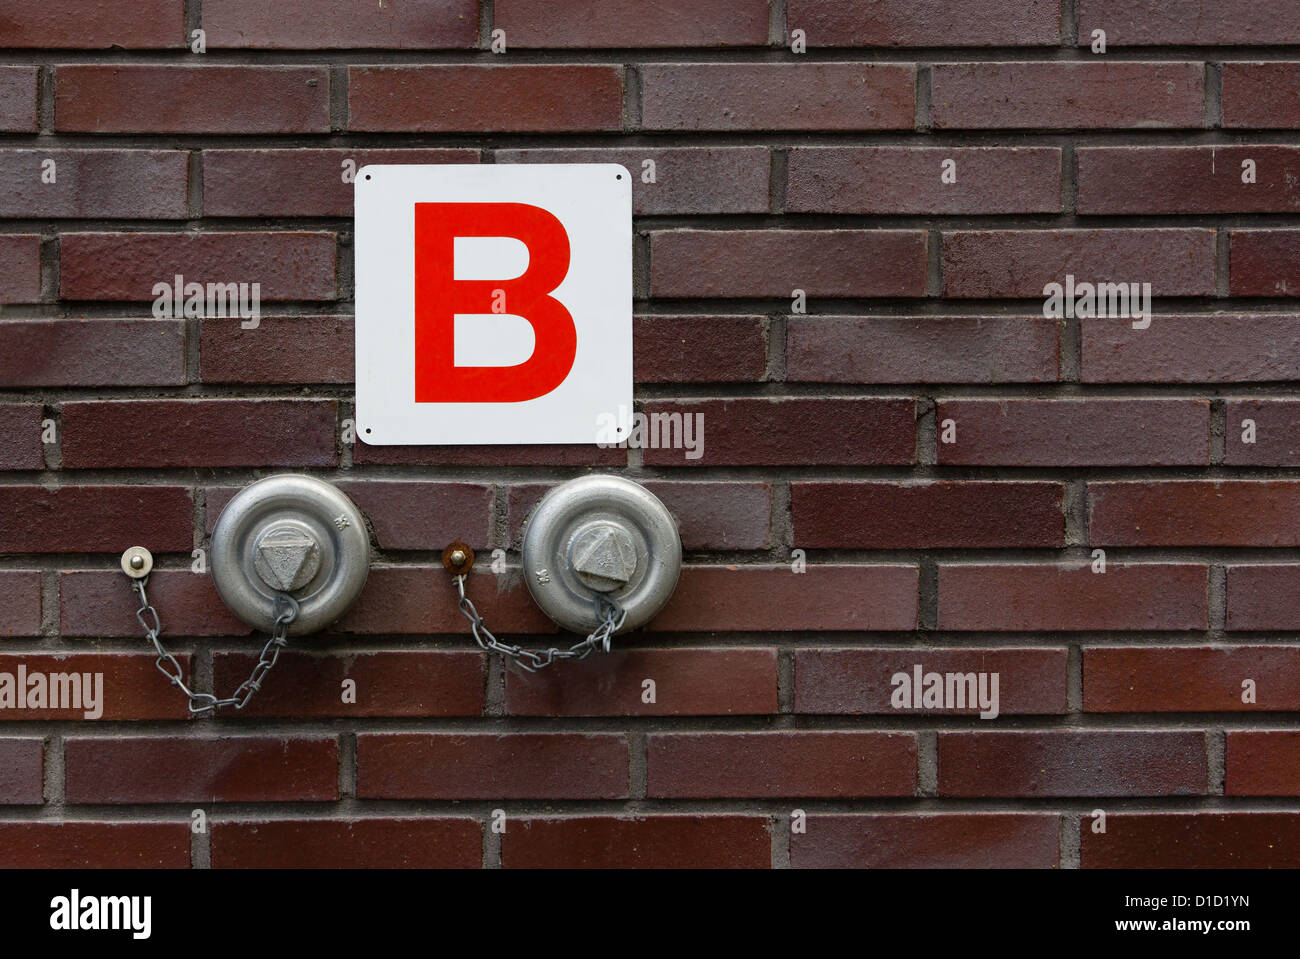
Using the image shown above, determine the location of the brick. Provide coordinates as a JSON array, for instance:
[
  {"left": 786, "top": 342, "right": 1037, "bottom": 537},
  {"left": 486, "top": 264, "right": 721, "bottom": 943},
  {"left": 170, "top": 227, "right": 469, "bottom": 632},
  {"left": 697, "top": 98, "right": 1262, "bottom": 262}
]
[
  {"left": 337, "top": 568, "right": 557, "bottom": 635},
  {"left": 214, "top": 651, "right": 485, "bottom": 718},
  {"left": 507, "top": 480, "right": 771, "bottom": 551},
  {"left": 0, "top": 823, "right": 190, "bottom": 868},
  {"left": 0, "top": 67, "right": 37, "bottom": 132},
  {"left": 353, "top": 441, "right": 626, "bottom": 468},
  {"left": 506, "top": 648, "right": 778, "bottom": 716},
  {"left": 64, "top": 736, "right": 338, "bottom": 803},
  {"left": 648, "top": 731, "right": 917, "bottom": 798},
  {"left": 203, "top": 148, "right": 478, "bottom": 217},
  {"left": 200, "top": 316, "right": 351, "bottom": 384},
  {"left": 0, "top": 739, "right": 42, "bottom": 804},
  {"left": 55, "top": 65, "right": 330, "bottom": 133},
  {"left": 0, "top": 571, "right": 40, "bottom": 637},
  {"left": 495, "top": 147, "right": 769, "bottom": 215},
  {"left": 639, "top": 398, "right": 916, "bottom": 467},
  {"left": 795, "top": 648, "right": 1068, "bottom": 715},
  {"left": 349, "top": 65, "right": 623, "bottom": 132},
  {"left": 641, "top": 63, "right": 916, "bottom": 131},
  {"left": 1078, "top": 0, "right": 1300, "bottom": 45},
  {"left": 59, "top": 231, "right": 337, "bottom": 301},
  {"left": 649, "top": 565, "right": 918, "bottom": 632},
  {"left": 1082, "top": 314, "right": 1300, "bottom": 383},
  {"left": 0, "top": 319, "right": 185, "bottom": 387},
  {"left": 931, "top": 62, "right": 1204, "bottom": 129},
  {"left": 0, "top": 486, "right": 192, "bottom": 554},
  {"left": 938, "top": 731, "right": 1207, "bottom": 797},
  {"left": 338, "top": 481, "right": 492, "bottom": 551},
  {"left": 497, "top": 0, "right": 767, "bottom": 47},
  {"left": 1230, "top": 230, "right": 1300, "bottom": 296},
  {"left": 788, "top": 0, "right": 1060, "bottom": 46},
  {"left": 936, "top": 398, "right": 1209, "bottom": 466},
  {"left": 1223, "top": 63, "right": 1300, "bottom": 128},
  {"left": 357, "top": 733, "right": 628, "bottom": 799},
  {"left": 1226, "top": 731, "right": 1300, "bottom": 795},
  {"left": 634, "top": 315, "right": 767, "bottom": 383},
  {"left": 938, "top": 563, "right": 1208, "bottom": 631},
  {"left": 791, "top": 814, "right": 1060, "bottom": 869},
  {"left": 61, "top": 399, "right": 337, "bottom": 469},
  {"left": 503, "top": 816, "right": 771, "bottom": 869},
  {"left": 651, "top": 229, "right": 926, "bottom": 298},
  {"left": 213, "top": 818, "right": 481, "bottom": 869},
  {"left": 61, "top": 570, "right": 251, "bottom": 639},
  {"left": 1085, "top": 646, "right": 1300, "bottom": 713},
  {"left": 0, "top": 235, "right": 41, "bottom": 303},
  {"left": 1078, "top": 146, "right": 1300, "bottom": 214},
  {"left": 942, "top": 229, "right": 1215, "bottom": 298},
  {"left": 788, "top": 147, "right": 1061, "bottom": 214},
  {"left": 0, "top": 654, "right": 188, "bottom": 721},
  {"left": 1226, "top": 565, "right": 1300, "bottom": 631},
  {"left": 1091, "top": 481, "right": 1300, "bottom": 547},
  {"left": 0, "top": 150, "right": 189, "bottom": 218},
  {"left": 204, "top": 0, "right": 478, "bottom": 48},
  {"left": 0, "top": 404, "right": 42, "bottom": 470},
  {"left": 0, "top": 0, "right": 183, "bottom": 47},
  {"left": 1226, "top": 400, "right": 1300, "bottom": 465},
  {"left": 804, "top": 315, "right": 1027, "bottom": 386},
  {"left": 1081, "top": 813, "right": 1300, "bottom": 868},
  {"left": 793, "top": 481, "right": 1064, "bottom": 549}
]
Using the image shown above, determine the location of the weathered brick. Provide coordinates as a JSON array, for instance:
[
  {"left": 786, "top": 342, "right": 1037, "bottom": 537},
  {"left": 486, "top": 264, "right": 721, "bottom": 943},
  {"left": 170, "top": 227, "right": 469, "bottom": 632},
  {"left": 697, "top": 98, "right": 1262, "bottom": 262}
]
[
  {"left": 61, "top": 570, "right": 251, "bottom": 639},
  {"left": 791, "top": 814, "right": 1060, "bottom": 869},
  {"left": 61, "top": 399, "right": 338, "bottom": 469},
  {"left": 1085, "top": 646, "right": 1300, "bottom": 712},
  {"left": 1223, "top": 62, "right": 1300, "bottom": 128},
  {"left": 0, "top": 67, "right": 37, "bottom": 132},
  {"left": 0, "top": 0, "right": 183, "bottom": 47},
  {"left": 59, "top": 231, "right": 337, "bottom": 301},
  {"left": 935, "top": 398, "right": 1209, "bottom": 466},
  {"left": 1225, "top": 400, "right": 1300, "bottom": 465},
  {"left": 349, "top": 66, "right": 623, "bottom": 132},
  {"left": 788, "top": 0, "right": 1060, "bottom": 46},
  {"left": 641, "top": 63, "right": 916, "bottom": 131},
  {"left": 0, "top": 404, "right": 42, "bottom": 470},
  {"left": 0, "top": 823, "right": 190, "bottom": 868},
  {"left": 212, "top": 818, "right": 482, "bottom": 869},
  {"left": 214, "top": 651, "right": 485, "bottom": 718},
  {"left": 639, "top": 398, "right": 916, "bottom": 466},
  {"left": 649, "top": 565, "right": 919, "bottom": 632},
  {"left": 503, "top": 816, "right": 771, "bottom": 869},
  {"left": 0, "top": 319, "right": 185, "bottom": 387},
  {"left": 794, "top": 648, "right": 1068, "bottom": 715},
  {"left": 1226, "top": 731, "right": 1300, "bottom": 795},
  {"left": 0, "top": 486, "right": 192, "bottom": 554},
  {"left": 337, "top": 568, "right": 557, "bottom": 635},
  {"left": 1226, "top": 565, "right": 1300, "bottom": 631},
  {"left": 202, "top": 148, "right": 478, "bottom": 217},
  {"left": 942, "top": 229, "right": 1215, "bottom": 298},
  {"left": 1078, "top": 0, "right": 1300, "bottom": 45},
  {"left": 506, "top": 648, "right": 778, "bottom": 716},
  {"left": 634, "top": 315, "right": 767, "bottom": 382},
  {"left": 0, "top": 739, "right": 42, "bottom": 804},
  {"left": 1081, "top": 813, "right": 1300, "bottom": 868},
  {"left": 788, "top": 147, "right": 1061, "bottom": 214},
  {"left": 648, "top": 731, "right": 917, "bottom": 797},
  {"left": 495, "top": 147, "right": 769, "bottom": 214},
  {"left": 938, "top": 563, "right": 1208, "bottom": 631},
  {"left": 1082, "top": 314, "right": 1300, "bottom": 383},
  {"left": 499, "top": 0, "right": 768, "bottom": 46},
  {"left": 357, "top": 733, "right": 629, "bottom": 799},
  {"left": 64, "top": 736, "right": 339, "bottom": 803},
  {"left": 0, "top": 654, "right": 188, "bottom": 721},
  {"left": 204, "top": 0, "right": 478, "bottom": 48},
  {"left": 1091, "top": 481, "right": 1300, "bottom": 547},
  {"left": 651, "top": 229, "right": 926, "bottom": 298},
  {"left": 938, "top": 731, "right": 1207, "bottom": 797},
  {"left": 932, "top": 62, "right": 1204, "bottom": 129},
  {"left": 0, "top": 150, "right": 189, "bottom": 218},
  {"left": 793, "top": 481, "right": 1064, "bottom": 549},
  {"left": 1078, "top": 146, "right": 1300, "bottom": 214},
  {"left": 353, "top": 441, "right": 626, "bottom": 468},
  {"left": 0, "top": 571, "right": 40, "bottom": 637},
  {"left": 200, "top": 316, "right": 351, "bottom": 384},
  {"left": 1230, "top": 230, "right": 1300, "bottom": 296},
  {"left": 55, "top": 65, "right": 331, "bottom": 133},
  {"left": 0, "top": 235, "right": 41, "bottom": 303}
]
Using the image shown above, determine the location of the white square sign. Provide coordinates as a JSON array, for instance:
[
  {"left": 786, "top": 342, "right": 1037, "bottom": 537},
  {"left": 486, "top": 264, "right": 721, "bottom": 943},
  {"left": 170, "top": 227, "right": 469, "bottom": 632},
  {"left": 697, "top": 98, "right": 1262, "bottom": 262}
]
[{"left": 354, "top": 164, "right": 632, "bottom": 445}]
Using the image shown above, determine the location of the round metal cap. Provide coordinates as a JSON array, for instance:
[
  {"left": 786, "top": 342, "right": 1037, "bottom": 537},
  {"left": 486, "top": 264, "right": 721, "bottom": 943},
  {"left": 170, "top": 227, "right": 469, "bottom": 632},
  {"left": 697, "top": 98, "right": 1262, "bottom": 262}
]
[
  {"left": 210, "top": 475, "right": 370, "bottom": 636},
  {"left": 521, "top": 475, "right": 681, "bottom": 634}
]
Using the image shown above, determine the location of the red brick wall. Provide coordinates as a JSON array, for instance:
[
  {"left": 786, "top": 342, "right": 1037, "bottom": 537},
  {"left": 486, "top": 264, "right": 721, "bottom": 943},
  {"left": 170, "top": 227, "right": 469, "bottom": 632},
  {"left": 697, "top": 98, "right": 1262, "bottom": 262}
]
[{"left": 1, "top": 0, "right": 1298, "bottom": 869}]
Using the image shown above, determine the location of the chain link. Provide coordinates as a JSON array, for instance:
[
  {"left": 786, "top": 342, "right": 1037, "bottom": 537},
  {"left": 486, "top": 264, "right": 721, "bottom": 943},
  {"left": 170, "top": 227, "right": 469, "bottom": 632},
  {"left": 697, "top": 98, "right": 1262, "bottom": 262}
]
[
  {"left": 132, "top": 576, "right": 295, "bottom": 714},
  {"left": 453, "top": 574, "right": 625, "bottom": 672}
]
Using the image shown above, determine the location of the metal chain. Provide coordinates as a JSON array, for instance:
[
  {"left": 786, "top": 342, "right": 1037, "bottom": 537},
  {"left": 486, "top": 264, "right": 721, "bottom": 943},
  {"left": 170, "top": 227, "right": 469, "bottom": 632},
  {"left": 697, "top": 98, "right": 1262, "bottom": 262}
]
[
  {"left": 132, "top": 576, "right": 296, "bottom": 714},
  {"left": 453, "top": 574, "right": 625, "bottom": 672}
]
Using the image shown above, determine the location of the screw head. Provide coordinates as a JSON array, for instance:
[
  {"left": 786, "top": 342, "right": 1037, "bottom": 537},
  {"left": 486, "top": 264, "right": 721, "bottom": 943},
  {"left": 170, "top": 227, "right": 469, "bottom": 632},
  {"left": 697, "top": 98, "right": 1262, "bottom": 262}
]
[
  {"left": 129, "top": 555, "right": 144, "bottom": 570},
  {"left": 569, "top": 522, "right": 638, "bottom": 593},
  {"left": 450, "top": 549, "right": 467, "bottom": 567}
]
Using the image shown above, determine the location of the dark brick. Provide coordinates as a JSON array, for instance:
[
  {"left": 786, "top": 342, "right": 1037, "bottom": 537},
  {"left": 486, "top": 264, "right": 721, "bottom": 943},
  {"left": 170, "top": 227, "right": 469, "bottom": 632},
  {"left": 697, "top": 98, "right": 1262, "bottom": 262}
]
[
  {"left": 503, "top": 816, "right": 771, "bottom": 869},
  {"left": 353, "top": 441, "right": 626, "bottom": 468},
  {"left": 1081, "top": 813, "right": 1300, "bottom": 868},
  {"left": 1226, "top": 565, "right": 1300, "bottom": 631},
  {"left": 0, "top": 571, "right": 40, "bottom": 637},
  {"left": 337, "top": 568, "right": 557, "bottom": 635},
  {"left": 200, "top": 316, "right": 352, "bottom": 384},
  {"left": 791, "top": 814, "right": 1060, "bottom": 869},
  {"left": 1085, "top": 646, "right": 1300, "bottom": 712},
  {"left": 0, "top": 0, "right": 183, "bottom": 47},
  {"left": 213, "top": 818, "right": 481, "bottom": 868},
  {"left": 0, "top": 235, "right": 41, "bottom": 303},
  {"left": 0, "top": 319, "right": 185, "bottom": 387},
  {"left": 0, "top": 150, "right": 189, "bottom": 218},
  {"left": 0, "top": 67, "right": 37, "bottom": 132},
  {"left": 0, "top": 654, "right": 188, "bottom": 721},
  {"left": 1226, "top": 400, "right": 1300, "bottom": 465},
  {"left": 1223, "top": 62, "right": 1300, "bottom": 128},
  {"left": 1230, "top": 230, "right": 1300, "bottom": 296},
  {"left": 788, "top": 0, "right": 1060, "bottom": 46},
  {"left": 0, "top": 739, "right": 42, "bottom": 804},
  {"left": 1078, "top": 0, "right": 1300, "bottom": 45},
  {"left": 0, "top": 486, "right": 192, "bottom": 554},
  {"left": 339, "top": 481, "right": 492, "bottom": 551},
  {"left": 0, "top": 823, "right": 190, "bottom": 868},
  {"left": 497, "top": 0, "right": 768, "bottom": 47},
  {"left": 1091, "top": 481, "right": 1300, "bottom": 546},
  {"left": 634, "top": 315, "right": 767, "bottom": 383},
  {"left": 1078, "top": 146, "right": 1300, "bottom": 214},
  {"left": 61, "top": 570, "right": 250, "bottom": 639},
  {"left": 204, "top": 0, "right": 478, "bottom": 48},
  {"left": 1082, "top": 314, "right": 1300, "bottom": 383},
  {"left": 1226, "top": 731, "right": 1300, "bottom": 795},
  {"left": 0, "top": 404, "right": 42, "bottom": 470}
]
